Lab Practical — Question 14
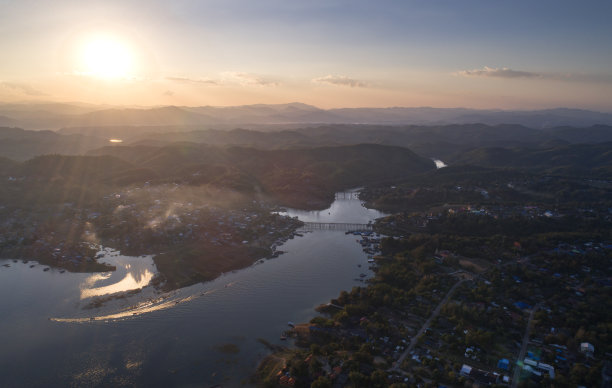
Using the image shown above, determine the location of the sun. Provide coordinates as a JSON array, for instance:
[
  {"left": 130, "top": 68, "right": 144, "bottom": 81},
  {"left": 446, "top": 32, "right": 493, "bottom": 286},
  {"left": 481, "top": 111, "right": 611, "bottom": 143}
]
[{"left": 80, "top": 36, "right": 134, "bottom": 79}]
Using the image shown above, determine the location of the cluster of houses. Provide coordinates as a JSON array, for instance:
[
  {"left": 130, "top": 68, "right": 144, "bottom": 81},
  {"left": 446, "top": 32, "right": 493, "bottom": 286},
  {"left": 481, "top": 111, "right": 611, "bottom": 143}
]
[
  {"left": 0, "top": 183, "right": 304, "bottom": 269},
  {"left": 0, "top": 205, "right": 103, "bottom": 268},
  {"left": 94, "top": 185, "right": 303, "bottom": 254}
]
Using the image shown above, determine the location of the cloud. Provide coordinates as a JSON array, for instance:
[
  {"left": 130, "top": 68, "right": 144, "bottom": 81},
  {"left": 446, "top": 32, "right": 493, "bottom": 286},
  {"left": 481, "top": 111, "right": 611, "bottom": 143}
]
[
  {"left": 163, "top": 90, "right": 174, "bottom": 96},
  {"left": 220, "top": 72, "right": 279, "bottom": 87},
  {"left": 165, "top": 76, "right": 220, "bottom": 85},
  {"left": 1, "top": 82, "right": 47, "bottom": 96},
  {"left": 457, "top": 66, "right": 541, "bottom": 79},
  {"left": 457, "top": 66, "right": 612, "bottom": 83},
  {"left": 167, "top": 73, "right": 279, "bottom": 87},
  {"left": 312, "top": 75, "right": 368, "bottom": 88}
]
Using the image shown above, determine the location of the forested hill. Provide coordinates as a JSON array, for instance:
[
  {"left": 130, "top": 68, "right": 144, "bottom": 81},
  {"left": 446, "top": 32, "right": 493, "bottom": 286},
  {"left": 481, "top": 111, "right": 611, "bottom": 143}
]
[
  {"left": 1, "top": 143, "right": 436, "bottom": 209},
  {"left": 452, "top": 142, "right": 612, "bottom": 178},
  {"left": 3, "top": 123, "right": 612, "bottom": 162},
  {"left": 0, "top": 126, "right": 108, "bottom": 161}
]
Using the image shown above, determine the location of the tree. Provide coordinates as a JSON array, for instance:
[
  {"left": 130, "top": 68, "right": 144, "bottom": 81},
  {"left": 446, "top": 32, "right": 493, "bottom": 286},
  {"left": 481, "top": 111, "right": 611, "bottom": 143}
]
[
  {"left": 348, "top": 371, "right": 369, "bottom": 387},
  {"left": 311, "top": 376, "right": 332, "bottom": 388},
  {"left": 310, "top": 344, "right": 322, "bottom": 356},
  {"left": 569, "top": 363, "right": 589, "bottom": 385},
  {"left": 290, "top": 360, "right": 308, "bottom": 378},
  {"left": 370, "top": 370, "right": 388, "bottom": 388}
]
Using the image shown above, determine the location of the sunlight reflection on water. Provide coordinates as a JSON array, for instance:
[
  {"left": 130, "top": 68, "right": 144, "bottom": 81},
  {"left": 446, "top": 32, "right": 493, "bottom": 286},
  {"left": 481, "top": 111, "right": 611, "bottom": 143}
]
[
  {"left": 80, "top": 270, "right": 154, "bottom": 299},
  {"left": 78, "top": 248, "right": 157, "bottom": 300}
]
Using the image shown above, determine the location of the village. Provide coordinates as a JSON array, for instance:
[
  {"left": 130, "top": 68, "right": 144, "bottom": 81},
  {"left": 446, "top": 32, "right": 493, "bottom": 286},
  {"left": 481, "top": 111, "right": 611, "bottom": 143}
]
[
  {"left": 91, "top": 184, "right": 303, "bottom": 256},
  {"left": 0, "top": 183, "right": 304, "bottom": 285},
  {"left": 255, "top": 178, "right": 612, "bottom": 388}
]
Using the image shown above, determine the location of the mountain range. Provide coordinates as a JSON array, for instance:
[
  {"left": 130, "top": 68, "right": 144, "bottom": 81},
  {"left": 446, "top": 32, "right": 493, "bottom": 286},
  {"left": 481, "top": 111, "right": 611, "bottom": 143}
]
[
  {"left": 2, "top": 123, "right": 612, "bottom": 164},
  {"left": 1, "top": 102, "right": 612, "bottom": 130}
]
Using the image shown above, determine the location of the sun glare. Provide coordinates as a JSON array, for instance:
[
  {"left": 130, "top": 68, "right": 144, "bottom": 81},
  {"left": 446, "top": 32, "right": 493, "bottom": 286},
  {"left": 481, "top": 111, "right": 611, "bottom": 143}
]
[{"left": 80, "top": 36, "right": 133, "bottom": 79}]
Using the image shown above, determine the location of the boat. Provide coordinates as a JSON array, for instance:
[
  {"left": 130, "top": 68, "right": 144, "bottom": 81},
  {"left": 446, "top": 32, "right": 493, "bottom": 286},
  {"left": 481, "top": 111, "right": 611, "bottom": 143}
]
[
  {"left": 280, "top": 334, "right": 287, "bottom": 340},
  {"left": 359, "top": 273, "right": 367, "bottom": 278},
  {"left": 287, "top": 321, "right": 295, "bottom": 327}
]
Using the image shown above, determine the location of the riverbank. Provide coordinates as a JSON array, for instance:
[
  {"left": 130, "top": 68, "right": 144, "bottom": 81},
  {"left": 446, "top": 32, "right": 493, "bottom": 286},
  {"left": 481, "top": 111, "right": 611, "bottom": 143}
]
[
  {"left": 251, "top": 253, "right": 456, "bottom": 387},
  {"left": 0, "top": 243, "right": 114, "bottom": 273}
]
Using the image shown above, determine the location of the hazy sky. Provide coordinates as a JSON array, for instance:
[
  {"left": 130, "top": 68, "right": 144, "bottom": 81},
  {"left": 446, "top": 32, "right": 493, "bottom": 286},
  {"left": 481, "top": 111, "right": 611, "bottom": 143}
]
[{"left": 1, "top": 0, "right": 611, "bottom": 110}]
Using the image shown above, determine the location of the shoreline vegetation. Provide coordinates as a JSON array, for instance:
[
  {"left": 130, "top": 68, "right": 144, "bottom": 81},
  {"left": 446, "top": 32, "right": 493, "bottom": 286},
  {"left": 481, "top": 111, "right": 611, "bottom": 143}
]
[{"left": 0, "top": 243, "right": 115, "bottom": 273}]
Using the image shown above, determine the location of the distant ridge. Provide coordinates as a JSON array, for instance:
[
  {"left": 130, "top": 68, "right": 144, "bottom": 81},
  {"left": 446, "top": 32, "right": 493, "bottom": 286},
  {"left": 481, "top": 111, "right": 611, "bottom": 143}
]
[
  {"left": 2, "top": 102, "right": 612, "bottom": 130},
  {"left": 2, "top": 123, "right": 612, "bottom": 162}
]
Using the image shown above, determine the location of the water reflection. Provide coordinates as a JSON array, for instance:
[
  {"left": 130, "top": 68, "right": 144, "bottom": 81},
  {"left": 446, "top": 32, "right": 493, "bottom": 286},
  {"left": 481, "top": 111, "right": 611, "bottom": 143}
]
[
  {"left": 80, "top": 270, "right": 154, "bottom": 299},
  {"left": 278, "top": 189, "right": 386, "bottom": 224},
  {"left": 79, "top": 248, "right": 157, "bottom": 300}
]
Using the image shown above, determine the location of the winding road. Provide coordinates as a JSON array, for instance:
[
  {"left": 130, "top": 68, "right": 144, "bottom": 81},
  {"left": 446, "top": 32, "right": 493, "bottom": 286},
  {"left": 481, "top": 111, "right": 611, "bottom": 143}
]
[{"left": 391, "top": 279, "right": 467, "bottom": 372}]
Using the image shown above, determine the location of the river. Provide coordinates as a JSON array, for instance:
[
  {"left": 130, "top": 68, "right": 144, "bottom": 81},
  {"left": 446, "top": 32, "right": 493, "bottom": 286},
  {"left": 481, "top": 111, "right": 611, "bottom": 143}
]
[{"left": 0, "top": 190, "right": 386, "bottom": 387}]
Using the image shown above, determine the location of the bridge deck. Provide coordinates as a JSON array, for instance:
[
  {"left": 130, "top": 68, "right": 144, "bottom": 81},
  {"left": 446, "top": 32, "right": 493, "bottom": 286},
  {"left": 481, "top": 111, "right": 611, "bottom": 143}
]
[{"left": 301, "top": 222, "right": 373, "bottom": 231}]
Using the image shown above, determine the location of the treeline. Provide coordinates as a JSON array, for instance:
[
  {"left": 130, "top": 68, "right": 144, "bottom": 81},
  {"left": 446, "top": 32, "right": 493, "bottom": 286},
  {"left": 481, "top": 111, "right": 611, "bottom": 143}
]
[{"left": 362, "top": 165, "right": 612, "bottom": 213}]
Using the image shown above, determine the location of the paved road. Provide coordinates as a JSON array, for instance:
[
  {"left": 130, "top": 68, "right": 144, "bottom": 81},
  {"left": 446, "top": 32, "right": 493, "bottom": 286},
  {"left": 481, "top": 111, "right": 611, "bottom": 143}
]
[
  {"left": 391, "top": 279, "right": 466, "bottom": 372},
  {"left": 511, "top": 304, "right": 539, "bottom": 388}
]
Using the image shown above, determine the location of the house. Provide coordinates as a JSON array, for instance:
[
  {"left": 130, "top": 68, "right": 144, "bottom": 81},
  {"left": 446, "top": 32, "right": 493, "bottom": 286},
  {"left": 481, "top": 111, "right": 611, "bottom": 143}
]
[
  {"left": 460, "top": 364, "right": 499, "bottom": 385},
  {"left": 523, "top": 358, "right": 555, "bottom": 379},
  {"left": 460, "top": 364, "right": 472, "bottom": 376},
  {"left": 580, "top": 342, "right": 594, "bottom": 356},
  {"left": 497, "top": 358, "right": 510, "bottom": 371},
  {"left": 514, "top": 301, "right": 531, "bottom": 310}
]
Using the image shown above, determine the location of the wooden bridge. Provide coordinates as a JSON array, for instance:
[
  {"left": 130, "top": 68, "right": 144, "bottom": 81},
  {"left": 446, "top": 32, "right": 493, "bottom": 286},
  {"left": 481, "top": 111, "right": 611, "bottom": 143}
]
[
  {"left": 334, "top": 191, "right": 361, "bottom": 200},
  {"left": 301, "top": 222, "right": 373, "bottom": 231}
]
